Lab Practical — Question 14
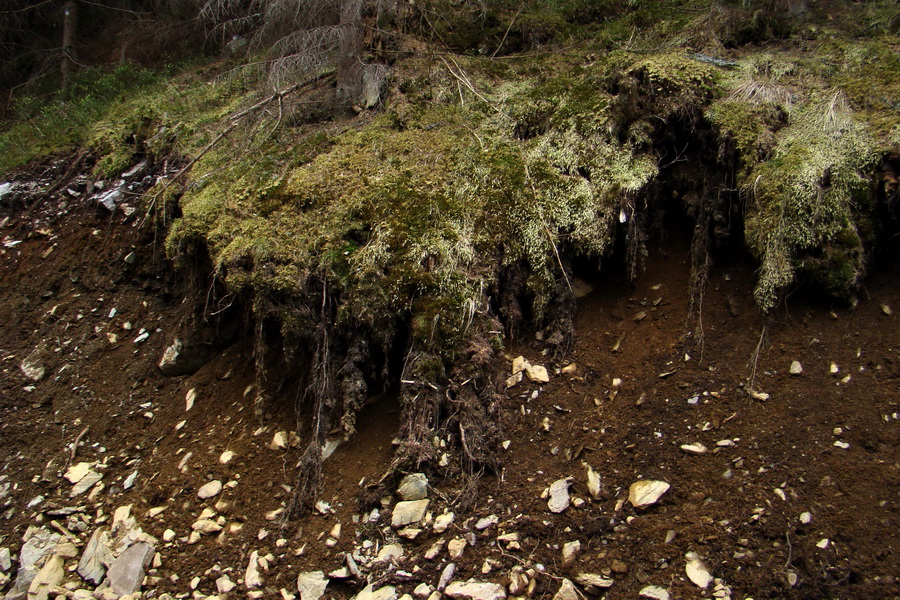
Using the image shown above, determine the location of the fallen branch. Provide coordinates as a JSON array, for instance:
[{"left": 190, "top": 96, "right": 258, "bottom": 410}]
[{"left": 140, "top": 69, "right": 336, "bottom": 227}]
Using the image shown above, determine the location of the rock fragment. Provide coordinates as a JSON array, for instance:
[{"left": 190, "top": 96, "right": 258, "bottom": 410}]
[
  {"left": 391, "top": 500, "right": 429, "bottom": 527},
  {"left": 789, "top": 361, "right": 803, "bottom": 375},
  {"left": 397, "top": 473, "right": 428, "bottom": 501},
  {"left": 585, "top": 465, "right": 601, "bottom": 500},
  {"left": 627, "top": 480, "right": 669, "bottom": 508},
  {"left": 679, "top": 443, "right": 707, "bottom": 455},
  {"left": 433, "top": 512, "right": 454, "bottom": 533},
  {"left": 561, "top": 541, "right": 580, "bottom": 567},
  {"left": 639, "top": 586, "right": 670, "bottom": 600},
  {"left": 354, "top": 584, "right": 397, "bottom": 600},
  {"left": 296, "top": 571, "right": 329, "bottom": 600},
  {"left": 547, "top": 478, "right": 571, "bottom": 513},
  {"left": 197, "top": 480, "right": 223, "bottom": 499},
  {"left": 77, "top": 528, "right": 114, "bottom": 584},
  {"left": 245, "top": 551, "right": 263, "bottom": 588},
  {"left": 106, "top": 542, "right": 155, "bottom": 596},
  {"left": 27, "top": 554, "right": 64, "bottom": 600},
  {"left": 551, "top": 579, "right": 579, "bottom": 600},
  {"left": 444, "top": 580, "right": 507, "bottom": 600},
  {"left": 574, "top": 574, "right": 613, "bottom": 592},
  {"left": 684, "top": 552, "right": 712, "bottom": 589}
]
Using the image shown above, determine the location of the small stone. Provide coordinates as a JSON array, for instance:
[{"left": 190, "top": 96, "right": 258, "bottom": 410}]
[
  {"left": 505, "top": 372, "right": 523, "bottom": 389},
  {"left": 833, "top": 441, "right": 850, "bottom": 450},
  {"left": 413, "top": 584, "right": 432, "bottom": 598},
  {"left": 628, "top": 480, "right": 670, "bottom": 508},
  {"left": 197, "top": 480, "right": 223, "bottom": 499},
  {"left": 816, "top": 538, "right": 830, "bottom": 549},
  {"left": 185, "top": 388, "right": 197, "bottom": 411},
  {"left": 610, "top": 559, "right": 627, "bottom": 574},
  {"left": 245, "top": 551, "right": 263, "bottom": 588},
  {"left": 433, "top": 512, "right": 455, "bottom": 533},
  {"left": 787, "top": 572, "right": 798, "bottom": 587},
  {"left": 561, "top": 364, "right": 577, "bottom": 375},
  {"left": 680, "top": 443, "right": 707, "bottom": 455},
  {"left": 639, "top": 586, "right": 670, "bottom": 600},
  {"left": 192, "top": 519, "right": 223, "bottom": 535},
  {"left": 0, "top": 547, "right": 11, "bottom": 572},
  {"left": 800, "top": 512, "right": 812, "bottom": 525},
  {"left": 789, "top": 361, "right": 803, "bottom": 375},
  {"left": 684, "top": 552, "right": 711, "bottom": 589},
  {"left": 296, "top": 571, "right": 328, "bottom": 600},
  {"left": 64, "top": 462, "right": 94, "bottom": 484},
  {"left": 512, "top": 356, "right": 529, "bottom": 375},
  {"left": 444, "top": 580, "right": 506, "bottom": 600},
  {"left": 397, "top": 473, "right": 428, "bottom": 501},
  {"left": 217, "top": 575, "right": 236, "bottom": 594},
  {"left": 162, "top": 529, "right": 176, "bottom": 542},
  {"left": 585, "top": 465, "right": 601, "bottom": 500},
  {"left": 548, "top": 478, "right": 572, "bottom": 513},
  {"left": 525, "top": 364, "right": 550, "bottom": 384},
  {"left": 561, "top": 541, "right": 580, "bottom": 567},
  {"left": 830, "top": 362, "right": 839, "bottom": 374},
  {"left": 475, "top": 515, "right": 498, "bottom": 530},
  {"left": 271, "top": 432, "right": 288, "bottom": 450},
  {"left": 219, "top": 451, "right": 236, "bottom": 464},
  {"left": 391, "top": 500, "right": 429, "bottom": 528},
  {"left": 507, "top": 569, "right": 528, "bottom": 595}
]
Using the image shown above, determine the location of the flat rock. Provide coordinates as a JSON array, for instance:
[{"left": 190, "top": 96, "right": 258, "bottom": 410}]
[
  {"left": 296, "top": 571, "right": 329, "bottom": 600},
  {"left": 551, "top": 579, "right": 578, "bottom": 600},
  {"left": 20, "top": 349, "right": 45, "bottom": 382},
  {"left": 70, "top": 471, "right": 103, "bottom": 497},
  {"left": 374, "top": 544, "right": 403, "bottom": 564},
  {"left": 354, "top": 584, "right": 397, "bottom": 600},
  {"left": 106, "top": 541, "right": 154, "bottom": 596},
  {"left": 391, "top": 499, "right": 429, "bottom": 528},
  {"left": 547, "top": 478, "right": 571, "bottom": 513},
  {"left": 197, "top": 480, "right": 223, "bottom": 499},
  {"left": 574, "top": 573, "right": 613, "bottom": 591},
  {"left": 679, "top": 443, "right": 707, "bottom": 455},
  {"left": 77, "top": 528, "right": 113, "bottom": 584},
  {"left": 444, "top": 580, "right": 507, "bottom": 600},
  {"left": 639, "top": 586, "right": 670, "bottom": 600},
  {"left": 27, "top": 554, "right": 64, "bottom": 600},
  {"left": 64, "top": 462, "right": 95, "bottom": 484},
  {"left": 0, "top": 547, "right": 11, "bottom": 572},
  {"left": 397, "top": 473, "right": 428, "bottom": 501},
  {"left": 628, "top": 480, "right": 670, "bottom": 508}
]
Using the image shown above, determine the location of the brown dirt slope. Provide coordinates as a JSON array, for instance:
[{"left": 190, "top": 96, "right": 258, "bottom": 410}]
[{"left": 1, "top": 171, "right": 898, "bottom": 600}]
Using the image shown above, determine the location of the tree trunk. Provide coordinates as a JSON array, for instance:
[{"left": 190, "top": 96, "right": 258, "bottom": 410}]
[
  {"left": 335, "top": 0, "right": 364, "bottom": 108},
  {"left": 60, "top": 0, "right": 78, "bottom": 88}
]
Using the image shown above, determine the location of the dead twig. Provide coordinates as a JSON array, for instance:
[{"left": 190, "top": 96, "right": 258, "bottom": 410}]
[{"left": 68, "top": 425, "right": 90, "bottom": 465}]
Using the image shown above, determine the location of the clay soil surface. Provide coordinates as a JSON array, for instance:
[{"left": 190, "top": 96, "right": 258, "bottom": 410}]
[{"left": 1, "top": 183, "right": 899, "bottom": 600}]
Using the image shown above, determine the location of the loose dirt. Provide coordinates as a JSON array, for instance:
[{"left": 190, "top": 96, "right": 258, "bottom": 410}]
[{"left": 1, "top": 181, "right": 898, "bottom": 600}]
